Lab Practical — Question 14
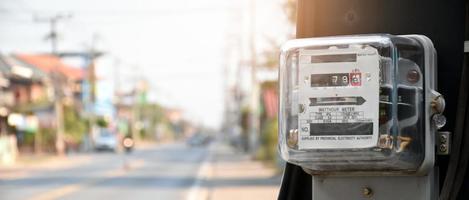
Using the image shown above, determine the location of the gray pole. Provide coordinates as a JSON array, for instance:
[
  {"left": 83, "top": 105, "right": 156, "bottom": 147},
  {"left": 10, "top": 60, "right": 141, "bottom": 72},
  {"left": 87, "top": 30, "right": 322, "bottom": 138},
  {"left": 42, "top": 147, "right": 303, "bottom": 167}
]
[
  {"left": 35, "top": 14, "right": 71, "bottom": 156},
  {"left": 248, "top": 0, "right": 259, "bottom": 153}
]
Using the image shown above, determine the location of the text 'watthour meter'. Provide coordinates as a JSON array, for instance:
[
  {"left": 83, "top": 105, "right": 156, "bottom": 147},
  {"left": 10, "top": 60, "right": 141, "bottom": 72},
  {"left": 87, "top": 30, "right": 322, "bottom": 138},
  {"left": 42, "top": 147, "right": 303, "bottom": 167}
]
[{"left": 279, "top": 35, "right": 446, "bottom": 175}]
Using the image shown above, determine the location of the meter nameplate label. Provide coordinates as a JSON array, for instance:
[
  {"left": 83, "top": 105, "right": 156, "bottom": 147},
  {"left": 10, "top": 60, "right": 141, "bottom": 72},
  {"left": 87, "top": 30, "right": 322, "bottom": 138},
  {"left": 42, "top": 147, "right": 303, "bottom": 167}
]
[{"left": 298, "top": 47, "right": 380, "bottom": 149}]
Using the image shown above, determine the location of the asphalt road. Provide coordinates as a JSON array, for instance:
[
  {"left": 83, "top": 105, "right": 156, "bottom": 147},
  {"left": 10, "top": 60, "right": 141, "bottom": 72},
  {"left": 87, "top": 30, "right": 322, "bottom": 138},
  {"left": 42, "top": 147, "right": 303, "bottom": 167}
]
[{"left": 0, "top": 142, "right": 209, "bottom": 200}]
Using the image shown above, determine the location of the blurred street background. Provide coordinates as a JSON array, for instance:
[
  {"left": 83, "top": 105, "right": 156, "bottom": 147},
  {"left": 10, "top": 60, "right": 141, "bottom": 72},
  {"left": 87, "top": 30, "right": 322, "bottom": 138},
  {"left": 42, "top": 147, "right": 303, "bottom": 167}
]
[{"left": 0, "top": 0, "right": 295, "bottom": 199}]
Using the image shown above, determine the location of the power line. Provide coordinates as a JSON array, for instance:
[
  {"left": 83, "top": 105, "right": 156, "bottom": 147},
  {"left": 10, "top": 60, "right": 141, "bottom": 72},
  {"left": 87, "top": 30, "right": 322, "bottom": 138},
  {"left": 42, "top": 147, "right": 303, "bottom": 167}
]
[{"left": 1, "top": 7, "right": 230, "bottom": 17}]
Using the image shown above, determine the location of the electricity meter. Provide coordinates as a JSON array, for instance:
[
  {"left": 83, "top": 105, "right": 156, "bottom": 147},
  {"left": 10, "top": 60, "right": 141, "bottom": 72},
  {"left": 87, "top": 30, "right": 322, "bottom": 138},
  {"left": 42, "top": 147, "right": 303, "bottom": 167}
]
[{"left": 278, "top": 35, "right": 445, "bottom": 174}]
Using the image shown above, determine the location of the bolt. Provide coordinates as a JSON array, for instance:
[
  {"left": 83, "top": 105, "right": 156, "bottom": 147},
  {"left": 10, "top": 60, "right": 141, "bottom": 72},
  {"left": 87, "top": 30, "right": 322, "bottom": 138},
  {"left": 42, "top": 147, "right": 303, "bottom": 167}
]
[
  {"left": 362, "top": 187, "right": 373, "bottom": 198},
  {"left": 440, "top": 144, "right": 447, "bottom": 153}
]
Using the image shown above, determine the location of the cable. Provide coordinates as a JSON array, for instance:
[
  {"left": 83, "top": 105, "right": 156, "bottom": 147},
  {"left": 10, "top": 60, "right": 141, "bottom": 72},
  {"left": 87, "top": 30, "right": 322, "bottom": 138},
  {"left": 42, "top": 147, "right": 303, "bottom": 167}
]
[
  {"left": 449, "top": 53, "right": 469, "bottom": 200},
  {"left": 439, "top": 2, "right": 469, "bottom": 199},
  {"left": 439, "top": 47, "right": 468, "bottom": 200}
]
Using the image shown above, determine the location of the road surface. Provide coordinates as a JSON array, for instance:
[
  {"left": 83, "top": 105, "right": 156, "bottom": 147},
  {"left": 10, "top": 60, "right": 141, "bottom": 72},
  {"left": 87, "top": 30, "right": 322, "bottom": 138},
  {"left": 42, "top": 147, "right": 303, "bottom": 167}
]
[{"left": 0, "top": 142, "right": 209, "bottom": 200}]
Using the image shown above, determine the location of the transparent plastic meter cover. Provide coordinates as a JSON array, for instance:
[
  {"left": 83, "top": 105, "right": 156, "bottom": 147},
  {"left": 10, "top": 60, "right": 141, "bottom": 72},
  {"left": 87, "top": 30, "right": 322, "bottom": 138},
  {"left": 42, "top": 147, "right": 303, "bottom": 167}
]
[{"left": 278, "top": 35, "right": 435, "bottom": 174}]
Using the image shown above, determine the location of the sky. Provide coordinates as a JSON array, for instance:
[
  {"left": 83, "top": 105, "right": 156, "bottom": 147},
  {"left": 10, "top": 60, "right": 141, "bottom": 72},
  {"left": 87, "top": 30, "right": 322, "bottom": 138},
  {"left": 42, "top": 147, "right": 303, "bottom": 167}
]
[{"left": 0, "top": 0, "right": 292, "bottom": 128}]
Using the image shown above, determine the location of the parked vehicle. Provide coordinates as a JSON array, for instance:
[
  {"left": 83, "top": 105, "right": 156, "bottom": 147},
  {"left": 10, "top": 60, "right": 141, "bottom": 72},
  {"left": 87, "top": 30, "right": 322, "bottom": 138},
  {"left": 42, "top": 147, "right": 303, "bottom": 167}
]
[
  {"left": 186, "top": 133, "right": 211, "bottom": 147},
  {"left": 94, "top": 129, "right": 118, "bottom": 152}
]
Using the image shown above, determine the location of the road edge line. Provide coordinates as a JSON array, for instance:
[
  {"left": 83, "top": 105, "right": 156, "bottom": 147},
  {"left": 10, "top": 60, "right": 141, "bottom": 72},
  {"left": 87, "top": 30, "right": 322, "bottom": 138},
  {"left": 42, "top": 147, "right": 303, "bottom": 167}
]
[{"left": 186, "top": 144, "right": 214, "bottom": 200}]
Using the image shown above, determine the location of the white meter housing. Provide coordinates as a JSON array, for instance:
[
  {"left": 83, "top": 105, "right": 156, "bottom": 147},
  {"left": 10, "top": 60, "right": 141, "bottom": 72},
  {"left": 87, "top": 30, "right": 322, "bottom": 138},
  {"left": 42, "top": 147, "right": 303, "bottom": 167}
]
[{"left": 279, "top": 35, "right": 444, "bottom": 174}]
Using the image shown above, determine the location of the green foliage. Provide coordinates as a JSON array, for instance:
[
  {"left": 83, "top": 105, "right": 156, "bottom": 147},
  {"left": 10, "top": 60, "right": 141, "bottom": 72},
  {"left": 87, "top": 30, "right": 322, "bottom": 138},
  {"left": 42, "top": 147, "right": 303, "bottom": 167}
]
[
  {"left": 134, "top": 103, "right": 167, "bottom": 140},
  {"left": 240, "top": 107, "right": 251, "bottom": 134},
  {"left": 38, "top": 128, "right": 56, "bottom": 152},
  {"left": 22, "top": 131, "right": 35, "bottom": 146},
  {"left": 283, "top": 0, "right": 297, "bottom": 24},
  {"left": 12, "top": 98, "right": 52, "bottom": 113},
  {"left": 95, "top": 117, "right": 108, "bottom": 128},
  {"left": 257, "top": 118, "right": 278, "bottom": 163},
  {"left": 63, "top": 105, "right": 87, "bottom": 143}
]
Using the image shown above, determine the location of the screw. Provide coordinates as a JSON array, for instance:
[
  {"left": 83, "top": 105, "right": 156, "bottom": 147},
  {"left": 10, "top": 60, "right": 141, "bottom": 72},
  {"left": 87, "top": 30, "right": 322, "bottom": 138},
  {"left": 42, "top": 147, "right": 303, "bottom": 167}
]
[
  {"left": 362, "top": 187, "right": 373, "bottom": 198},
  {"left": 433, "top": 114, "right": 447, "bottom": 129},
  {"left": 407, "top": 69, "right": 420, "bottom": 83},
  {"left": 299, "top": 104, "right": 305, "bottom": 113},
  {"left": 287, "top": 129, "right": 298, "bottom": 148},
  {"left": 365, "top": 73, "right": 371, "bottom": 81},
  {"left": 440, "top": 144, "right": 447, "bottom": 153},
  {"left": 431, "top": 95, "right": 446, "bottom": 114},
  {"left": 440, "top": 135, "right": 447, "bottom": 143}
]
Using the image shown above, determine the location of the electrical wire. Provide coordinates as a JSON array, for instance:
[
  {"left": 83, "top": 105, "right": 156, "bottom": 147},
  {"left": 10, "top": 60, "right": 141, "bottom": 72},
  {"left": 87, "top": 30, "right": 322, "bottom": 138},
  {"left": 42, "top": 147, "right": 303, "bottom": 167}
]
[
  {"left": 439, "top": 2, "right": 469, "bottom": 199},
  {"left": 449, "top": 53, "right": 469, "bottom": 200},
  {"left": 439, "top": 6, "right": 469, "bottom": 198},
  {"left": 439, "top": 49, "right": 468, "bottom": 200}
]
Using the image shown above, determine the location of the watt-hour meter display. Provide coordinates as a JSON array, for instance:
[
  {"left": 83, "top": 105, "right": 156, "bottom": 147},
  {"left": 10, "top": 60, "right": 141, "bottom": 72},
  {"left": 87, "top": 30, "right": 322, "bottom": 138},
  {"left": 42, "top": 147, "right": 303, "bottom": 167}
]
[{"left": 278, "top": 35, "right": 445, "bottom": 174}]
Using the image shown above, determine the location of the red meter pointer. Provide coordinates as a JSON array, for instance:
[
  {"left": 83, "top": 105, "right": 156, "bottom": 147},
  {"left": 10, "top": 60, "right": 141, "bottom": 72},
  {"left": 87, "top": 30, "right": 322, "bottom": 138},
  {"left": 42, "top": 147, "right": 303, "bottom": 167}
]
[{"left": 350, "top": 69, "right": 362, "bottom": 86}]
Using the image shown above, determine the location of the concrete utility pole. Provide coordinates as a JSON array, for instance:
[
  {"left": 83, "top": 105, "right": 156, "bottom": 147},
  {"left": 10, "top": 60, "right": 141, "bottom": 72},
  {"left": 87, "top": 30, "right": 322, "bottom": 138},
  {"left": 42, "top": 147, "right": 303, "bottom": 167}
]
[
  {"left": 248, "top": 0, "right": 260, "bottom": 153},
  {"left": 58, "top": 48, "right": 104, "bottom": 152},
  {"left": 131, "top": 67, "right": 144, "bottom": 141},
  {"left": 35, "top": 13, "right": 72, "bottom": 156},
  {"left": 86, "top": 34, "right": 98, "bottom": 150}
]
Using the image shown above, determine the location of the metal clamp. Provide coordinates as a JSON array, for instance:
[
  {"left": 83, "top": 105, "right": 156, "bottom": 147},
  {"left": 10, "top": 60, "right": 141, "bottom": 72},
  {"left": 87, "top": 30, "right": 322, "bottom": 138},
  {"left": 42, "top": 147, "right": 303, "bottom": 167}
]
[{"left": 437, "top": 131, "right": 451, "bottom": 155}]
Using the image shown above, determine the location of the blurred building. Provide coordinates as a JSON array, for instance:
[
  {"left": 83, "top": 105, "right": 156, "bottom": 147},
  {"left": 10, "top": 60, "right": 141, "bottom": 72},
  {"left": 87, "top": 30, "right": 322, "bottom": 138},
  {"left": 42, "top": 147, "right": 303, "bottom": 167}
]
[
  {"left": 0, "top": 53, "right": 85, "bottom": 154},
  {"left": 0, "top": 53, "right": 52, "bottom": 156},
  {"left": 15, "top": 54, "right": 85, "bottom": 108},
  {"left": 0, "top": 54, "right": 50, "bottom": 135}
]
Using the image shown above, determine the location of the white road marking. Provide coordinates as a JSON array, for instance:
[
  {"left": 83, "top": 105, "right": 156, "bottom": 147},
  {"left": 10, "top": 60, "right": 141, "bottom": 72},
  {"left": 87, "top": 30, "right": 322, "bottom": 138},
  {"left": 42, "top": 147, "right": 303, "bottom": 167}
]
[{"left": 186, "top": 145, "right": 214, "bottom": 200}]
